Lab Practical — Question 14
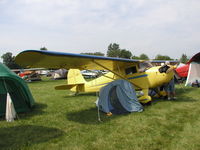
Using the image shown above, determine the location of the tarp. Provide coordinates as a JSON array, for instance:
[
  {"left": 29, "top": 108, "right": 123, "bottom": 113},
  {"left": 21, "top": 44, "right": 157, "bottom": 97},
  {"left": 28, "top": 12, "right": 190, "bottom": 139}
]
[
  {"left": 187, "top": 52, "right": 200, "bottom": 64},
  {"left": 52, "top": 69, "right": 67, "bottom": 79},
  {"left": 0, "top": 63, "right": 35, "bottom": 116},
  {"left": 6, "top": 93, "right": 16, "bottom": 122},
  {"left": 185, "top": 62, "right": 200, "bottom": 87},
  {"left": 96, "top": 79, "right": 143, "bottom": 114}
]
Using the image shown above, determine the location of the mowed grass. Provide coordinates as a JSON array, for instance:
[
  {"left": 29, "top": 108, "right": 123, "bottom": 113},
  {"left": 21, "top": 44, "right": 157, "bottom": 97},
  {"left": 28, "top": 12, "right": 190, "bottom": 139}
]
[{"left": 1, "top": 78, "right": 200, "bottom": 150}]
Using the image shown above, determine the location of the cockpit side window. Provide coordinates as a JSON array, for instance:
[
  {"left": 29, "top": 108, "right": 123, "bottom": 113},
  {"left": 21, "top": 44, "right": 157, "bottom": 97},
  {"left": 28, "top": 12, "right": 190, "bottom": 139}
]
[
  {"left": 125, "top": 66, "right": 137, "bottom": 75},
  {"left": 139, "top": 61, "right": 153, "bottom": 72}
]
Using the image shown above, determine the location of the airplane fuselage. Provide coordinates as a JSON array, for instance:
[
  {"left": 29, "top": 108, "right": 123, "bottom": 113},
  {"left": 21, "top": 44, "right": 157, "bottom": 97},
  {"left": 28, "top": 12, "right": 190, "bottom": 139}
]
[{"left": 69, "top": 66, "right": 174, "bottom": 93}]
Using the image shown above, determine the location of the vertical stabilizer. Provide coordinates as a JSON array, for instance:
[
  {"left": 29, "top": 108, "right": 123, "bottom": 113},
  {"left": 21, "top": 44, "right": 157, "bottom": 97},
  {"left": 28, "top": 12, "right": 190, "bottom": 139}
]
[
  {"left": 55, "top": 69, "right": 86, "bottom": 91},
  {"left": 67, "top": 69, "right": 86, "bottom": 85}
]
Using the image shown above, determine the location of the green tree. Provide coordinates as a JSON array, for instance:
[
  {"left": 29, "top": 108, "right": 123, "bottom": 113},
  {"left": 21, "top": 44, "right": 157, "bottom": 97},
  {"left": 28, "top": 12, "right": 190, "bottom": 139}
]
[
  {"left": 93, "top": 52, "right": 104, "bottom": 56},
  {"left": 180, "top": 54, "right": 188, "bottom": 63},
  {"left": 154, "top": 54, "right": 172, "bottom": 60},
  {"left": 107, "top": 43, "right": 132, "bottom": 59},
  {"left": 1, "top": 52, "right": 21, "bottom": 69},
  {"left": 81, "top": 52, "right": 104, "bottom": 56},
  {"left": 119, "top": 49, "right": 132, "bottom": 59},
  {"left": 140, "top": 53, "right": 149, "bottom": 60},
  {"left": 132, "top": 55, "right": 140, "bottom": 59},
  {"left": 107, "top": 43, "right": 121, "bottom": 57},
  {"left": 40, "top": 47, "right": 48, "bottom": 50}
]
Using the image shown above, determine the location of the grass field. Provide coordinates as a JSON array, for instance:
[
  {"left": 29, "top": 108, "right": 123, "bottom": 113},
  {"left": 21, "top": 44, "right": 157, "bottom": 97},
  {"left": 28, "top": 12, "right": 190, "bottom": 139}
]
[{"left": 1, "top": 78, "right": 200, "bottom": 150}]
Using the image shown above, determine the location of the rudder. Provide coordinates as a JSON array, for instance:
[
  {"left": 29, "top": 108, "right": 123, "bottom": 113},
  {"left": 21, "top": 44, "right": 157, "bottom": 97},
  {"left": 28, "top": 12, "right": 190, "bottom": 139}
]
[
  {"left": 55, "top": 69, "right": 86, "bottom": 91},
  {"left": 67, "top": 69, "right": 86, "bottom": 84}
]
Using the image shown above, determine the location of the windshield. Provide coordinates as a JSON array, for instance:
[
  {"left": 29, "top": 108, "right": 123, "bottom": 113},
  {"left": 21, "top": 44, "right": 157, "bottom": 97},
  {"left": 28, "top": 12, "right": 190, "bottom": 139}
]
[{"left": 139, "top": 61, "right": 153, "bottom": 72}]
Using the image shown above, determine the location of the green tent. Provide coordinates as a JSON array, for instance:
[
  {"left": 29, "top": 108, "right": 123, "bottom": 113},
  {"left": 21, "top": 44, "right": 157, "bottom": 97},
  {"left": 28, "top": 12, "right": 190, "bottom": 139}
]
[{"left": 0, "top": 63, "right": 35, "bottom": 116}]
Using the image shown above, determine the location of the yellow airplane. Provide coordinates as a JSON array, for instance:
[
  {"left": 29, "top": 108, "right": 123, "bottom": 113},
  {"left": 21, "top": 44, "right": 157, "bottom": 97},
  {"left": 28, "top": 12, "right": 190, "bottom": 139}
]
[{"left": 15, "top": 50, "right": 177, "bottom": 104}]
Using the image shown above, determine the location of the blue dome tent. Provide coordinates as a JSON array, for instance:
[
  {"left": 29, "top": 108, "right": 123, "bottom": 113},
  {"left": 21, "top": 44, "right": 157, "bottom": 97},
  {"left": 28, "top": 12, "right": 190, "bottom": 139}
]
[{"left": 96, "top": 80, "right": 143, "bottom": 114}]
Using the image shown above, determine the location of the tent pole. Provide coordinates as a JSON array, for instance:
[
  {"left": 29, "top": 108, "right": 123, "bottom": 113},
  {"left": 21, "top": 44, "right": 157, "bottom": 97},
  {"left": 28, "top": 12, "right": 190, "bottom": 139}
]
[{"left": 96, "top": 92, "right": 102, "bottom": 122}]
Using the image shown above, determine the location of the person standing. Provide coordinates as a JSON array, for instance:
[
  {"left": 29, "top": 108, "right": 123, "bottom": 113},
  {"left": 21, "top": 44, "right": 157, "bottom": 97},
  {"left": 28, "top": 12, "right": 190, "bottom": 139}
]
[{"left": 165, "top": 61, "right": 177, "bottom": 100}]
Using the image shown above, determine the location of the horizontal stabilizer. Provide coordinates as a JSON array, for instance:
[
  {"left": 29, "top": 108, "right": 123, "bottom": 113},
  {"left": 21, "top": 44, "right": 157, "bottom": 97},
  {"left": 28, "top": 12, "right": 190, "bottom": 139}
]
[{"left": 55, "top": 84, "right": 84, "bottom": 90}]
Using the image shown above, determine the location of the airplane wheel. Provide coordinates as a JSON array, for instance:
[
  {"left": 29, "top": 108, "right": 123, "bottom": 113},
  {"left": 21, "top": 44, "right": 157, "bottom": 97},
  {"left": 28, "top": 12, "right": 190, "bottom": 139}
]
[
  {"left": 141, "top": 101, "right": 152, "bottom": 106},
  {"left": 72, "top": 92, "right": 79, "bottom": 96},
  {"left": 139, "top": 95, "right": 152, "bottom": 104}
]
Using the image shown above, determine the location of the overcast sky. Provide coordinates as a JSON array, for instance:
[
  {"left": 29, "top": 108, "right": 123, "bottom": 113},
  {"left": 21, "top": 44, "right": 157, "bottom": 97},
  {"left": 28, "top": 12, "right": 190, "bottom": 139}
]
[{"left": 0, "top": 0, "right": 200, "bottom": 60}]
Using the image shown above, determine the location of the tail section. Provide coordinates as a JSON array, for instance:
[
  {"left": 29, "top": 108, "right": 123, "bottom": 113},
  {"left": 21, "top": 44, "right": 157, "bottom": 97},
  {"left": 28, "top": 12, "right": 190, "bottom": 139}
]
[
  {"left": 55, "top": 69, "right": 86, "bottom": 92},
  {"left": 67, "top": 69, "right": 86, "bottom": 85}
]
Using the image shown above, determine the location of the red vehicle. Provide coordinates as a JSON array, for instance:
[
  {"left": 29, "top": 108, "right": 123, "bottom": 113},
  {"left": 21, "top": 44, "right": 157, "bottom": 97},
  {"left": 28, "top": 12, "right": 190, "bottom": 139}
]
[
  {"left": 175, "top": 64, "right": 189, "bottom": 78},
  {"left": 175, "top": 52, "right": 200, "bottom": 78}
]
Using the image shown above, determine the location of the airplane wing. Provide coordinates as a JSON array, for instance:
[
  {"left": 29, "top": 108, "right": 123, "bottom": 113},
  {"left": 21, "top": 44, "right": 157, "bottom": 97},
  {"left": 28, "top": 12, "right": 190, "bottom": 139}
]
[
  {"left": 151, "top": 60, "right": 179, "bottom": 63},
  {"left": 15, "top": 50, "right": 141, "bottom": 71}
]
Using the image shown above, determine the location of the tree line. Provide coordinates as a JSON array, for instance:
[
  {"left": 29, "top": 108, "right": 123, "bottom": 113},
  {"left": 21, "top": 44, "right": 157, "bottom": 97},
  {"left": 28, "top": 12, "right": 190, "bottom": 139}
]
[
  {"left": 1, "top": 44, "right": 189, "bottom": 69},
  {"left": 81, "top": 43, "right": 189, "bottom": 63}
]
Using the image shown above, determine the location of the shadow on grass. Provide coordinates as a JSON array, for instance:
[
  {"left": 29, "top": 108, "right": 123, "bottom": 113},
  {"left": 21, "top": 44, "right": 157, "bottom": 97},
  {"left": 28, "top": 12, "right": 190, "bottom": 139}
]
[
  {"left": 11, "top": 102, "right": 47, "bottom": 121},
  {"left": 63, "top": 92, "right": 97, "bottom": 98},
  {"left": 19, "top": 102, "right": 48, "bottom": 119},
  {"left": 30, "top": 102, "right": 47, "bottom": 113},
  {"left": 0, "top": 102, "right": 47, "bottom": 121},
  {"left": 0, "top": 125, "right": 64, "bottom": 149},
  {"left": 152, "top": 96, "right": 197, "bottom": 104},
  {"left": 31, "top": 102, "right": 47, "bottom": 113},
  {"left": 66, "top": 107, "right": 128, "bottom": 124},
  {"left": 67, "top": 85, "right": 197, "bottom": 124},
  {"left": 28, "top": 77, "right": 65, "bottom": 83},
  {"left": 175, "top": 86, "right": 194, "bottom": 95},
  {"left": 151, "top": 87, "right": 197, "bottom": 105}
]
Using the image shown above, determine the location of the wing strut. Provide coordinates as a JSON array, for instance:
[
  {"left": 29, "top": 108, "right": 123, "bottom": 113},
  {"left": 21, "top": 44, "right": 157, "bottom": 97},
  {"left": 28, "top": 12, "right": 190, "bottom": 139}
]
[{"left": 92, "top": 60, "right": 142, "bottom": 88}]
